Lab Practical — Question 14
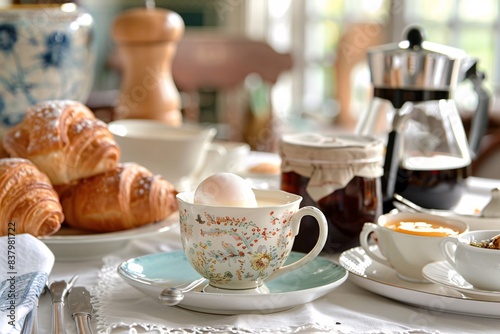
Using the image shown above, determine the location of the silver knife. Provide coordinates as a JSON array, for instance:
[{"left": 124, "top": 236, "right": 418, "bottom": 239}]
[{"left": 68, "top": 287, "right": 94, "bottom": 334}]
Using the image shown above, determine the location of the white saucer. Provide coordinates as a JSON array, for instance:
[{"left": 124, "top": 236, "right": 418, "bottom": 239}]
[
  {"left": 202, "top": 284, "right": 271, "bottom": 295},
  {"left": 40, "top": 214, "right": 178, "bottom": 261},
  {"left": 339, "top": 247, "right": 500, "bottom": 319},
  {"left": 117, "top": 250, "right": 348, "bottom": 315},
  {"left": 422, "top": 261, "right": 500, "bottom": 301}
]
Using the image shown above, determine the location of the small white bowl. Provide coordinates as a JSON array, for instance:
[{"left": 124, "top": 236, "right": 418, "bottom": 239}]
[
  {"left": 442, "top": 230, "right": 500, "bottom": 291},
  {"left": 108, "top": 119, "right": 218, "bottom": 190}
]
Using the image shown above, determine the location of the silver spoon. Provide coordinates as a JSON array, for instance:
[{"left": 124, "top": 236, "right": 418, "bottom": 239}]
[
  {"left": 393, "top": 193, "right": 478, "bottom": 218},
  {"left": 159, "top": 277, "right": 207, "bottom": 306}
]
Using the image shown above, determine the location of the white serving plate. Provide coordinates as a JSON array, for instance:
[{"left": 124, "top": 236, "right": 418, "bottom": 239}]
[
  {"left": 40, "top": 214, "right": 178, "bottom": 261},
  {"left": 339, "top": 246, "right": 500, "bottom": 319}
]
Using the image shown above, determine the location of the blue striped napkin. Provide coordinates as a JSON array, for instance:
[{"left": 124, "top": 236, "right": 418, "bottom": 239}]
[{"left": 0, "top": 234, "right": 55, "bottom": 334}]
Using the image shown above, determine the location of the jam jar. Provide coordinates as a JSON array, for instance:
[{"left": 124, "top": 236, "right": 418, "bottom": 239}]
[{"left": 280, "top": 133, "right": 384, "bottom": 254}]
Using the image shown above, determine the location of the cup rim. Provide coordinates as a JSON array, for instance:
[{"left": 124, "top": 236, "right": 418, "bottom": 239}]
[
  {"left": 0, "top": 4, "right": 82, "bottom": 14},
  {"left": 1, "top": 4, "right": 64, "bottom": 10},
  {"left": 108, "top": 119, "right": 216, "bottom": 141},
  {"left": 454, "top": 229, "right": 500, "bottom": 250},
  {"left": 376, "top": 212, "right": 469, "bottom": 237},
  {"left": 177, "top": 188, "right": 302, "bottom": 208}
]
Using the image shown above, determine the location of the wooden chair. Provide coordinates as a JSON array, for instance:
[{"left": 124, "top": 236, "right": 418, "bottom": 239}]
[
  {"left": 471, "top": 124, "right": 500, "bottom": 179},
  {"left": 462, "top": 109, "right": 500, "bottom": 179},
  {"left": 172, "top": 31, "right": 293, "bottom": 144},
  {"left": 472, "top": 133, "right": 500, "bottom": 178},
  {"left": 334, "top": 23, "right": 387, "bottom": 130}
]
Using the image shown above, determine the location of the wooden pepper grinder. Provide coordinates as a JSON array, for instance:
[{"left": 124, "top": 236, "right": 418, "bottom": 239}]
[{"left": 111, "top": 0, "right": 184, "bottom": 126}]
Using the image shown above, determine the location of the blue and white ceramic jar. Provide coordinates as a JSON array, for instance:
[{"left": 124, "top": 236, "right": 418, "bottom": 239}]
[{"left": 0, "top": 4, "right": 94, "bottom": 135}]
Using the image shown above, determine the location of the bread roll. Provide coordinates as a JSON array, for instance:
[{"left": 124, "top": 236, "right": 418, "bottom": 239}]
[{"left": 3, "top": 100, "right": 120, "bottom": 185}]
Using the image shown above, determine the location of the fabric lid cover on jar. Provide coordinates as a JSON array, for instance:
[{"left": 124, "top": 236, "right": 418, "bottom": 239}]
[{"left": 280, "top": 133, "right": 384, "bottom": 202}]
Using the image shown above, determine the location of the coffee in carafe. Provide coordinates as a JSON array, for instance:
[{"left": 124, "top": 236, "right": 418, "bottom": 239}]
[
  {"left": 356, "top": 26, "right": 489, "bottom": 211},
  {"left": 395, "top": 161, "right": 469, "bottom": 210},
  {"left": 394, "top": 98, "right": 472, "bottom": 210}
]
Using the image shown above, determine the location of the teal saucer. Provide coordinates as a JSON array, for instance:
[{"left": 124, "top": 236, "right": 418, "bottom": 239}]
[{"left": 118, "top": 251, "right": 347, "bottom": 315}]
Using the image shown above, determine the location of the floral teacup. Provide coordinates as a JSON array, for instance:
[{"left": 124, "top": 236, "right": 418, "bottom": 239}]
[
  {"left": 0, "top": 4, "right": 94, "bottom": 135},
  {"left": 177, "top": 189, "right": 328, "bottom": 290}
]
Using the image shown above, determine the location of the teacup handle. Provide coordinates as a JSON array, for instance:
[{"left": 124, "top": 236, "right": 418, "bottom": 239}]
[
  {"left": 359, "top": 223, "right": 392, "bottom": 267},
  {"left": 441, "top": 237, "right": 459, "bottom": 268},
  {"left": 266, "top": 206, "right": 328, "bottom": 281},
  {"left": 207, "top": 142, "right": 227, "bottom": 157},
  {"left": 194, "top": 143, "right": 227, "bottom": 180}
]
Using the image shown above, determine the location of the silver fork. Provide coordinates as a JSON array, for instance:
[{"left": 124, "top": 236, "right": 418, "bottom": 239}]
[{"left": 49, "top": 275, "right": 78, "bottom": 334}]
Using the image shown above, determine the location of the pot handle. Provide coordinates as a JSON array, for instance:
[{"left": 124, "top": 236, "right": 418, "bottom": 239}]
[
  {"left": 465, "top": 61, "right": 490, "bottom": 157},
  {"left": 382, "top": 102, "right": 413, "bottom": 204}
]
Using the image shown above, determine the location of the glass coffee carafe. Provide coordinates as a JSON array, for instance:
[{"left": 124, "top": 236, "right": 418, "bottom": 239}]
[{"left": 356, "top": 26, "right": 490, "bottom": 211}]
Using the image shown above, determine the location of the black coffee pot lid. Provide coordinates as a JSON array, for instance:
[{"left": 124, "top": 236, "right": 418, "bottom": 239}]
[{"left": 367, "top": 26, "right": 467, "bottom": 91}]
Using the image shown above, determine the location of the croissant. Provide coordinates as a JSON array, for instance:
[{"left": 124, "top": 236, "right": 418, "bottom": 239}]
[
  {"left": 3, "top": 100, "right": 120, "bottom": 185},
  {"left": 0, "top": 158, "right": 64, "bottom": 237},
  {"left": 56, "top": 163, "right": 178, "bottom": 232}
]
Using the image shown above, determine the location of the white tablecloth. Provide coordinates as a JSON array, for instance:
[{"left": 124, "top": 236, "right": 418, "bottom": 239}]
[
  {"left": 32, "top": 174, "right": 500, "bottom": 334},
  {"left": 35, "top": 223, "right": 500, "bottom": 334}
]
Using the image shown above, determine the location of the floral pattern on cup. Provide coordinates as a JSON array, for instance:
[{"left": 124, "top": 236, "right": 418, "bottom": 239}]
[
  {"left": 177, "top": 189, "right": 328, "bottom": 290},
  {"left": 180, "top": 207, "right": 294, "bottom": 286}
]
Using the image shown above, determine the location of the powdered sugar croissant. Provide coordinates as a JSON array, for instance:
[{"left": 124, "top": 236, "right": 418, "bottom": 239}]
[
  {"left": 0, "top": 158, "right": 64, "bottom": 237},
  {"left": 3, "top": 100, "right": 120, "bottom": 185},
  {"left": 56, "top": 163, "right": 178, "bottom": 232}
]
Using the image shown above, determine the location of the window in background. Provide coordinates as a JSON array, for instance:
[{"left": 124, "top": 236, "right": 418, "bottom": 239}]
[
  {"left": 398, "top": 0, "right": 499, "bottom": 113},
  {"left": 303, "top": 0, "right": 389, "bottom": 127},
  {"left": 247, "top": 0, "right": 390, "bottom": 131},
  {"left": 250, "top": 0, "right": 499, "bottom": 131}
]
